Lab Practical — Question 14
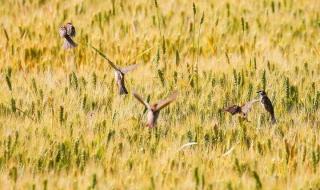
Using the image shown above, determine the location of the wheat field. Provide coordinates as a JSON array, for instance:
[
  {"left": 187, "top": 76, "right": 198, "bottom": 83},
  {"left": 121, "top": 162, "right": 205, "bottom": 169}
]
[{"left": 0, "top": 0, "right": 320, "bottom": 189}]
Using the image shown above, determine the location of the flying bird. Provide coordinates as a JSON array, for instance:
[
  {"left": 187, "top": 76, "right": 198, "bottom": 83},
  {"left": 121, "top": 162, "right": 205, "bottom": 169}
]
[
  {"left": 133, "top": 91, "right": 178, "bottom": 128},
  {"left": 59, "top": 22, "right": 77, "bottom": 49},
  {"left": 224, "top": 99, "right": 259, "bottom": 119},
  {"left": 91, "top": 45, "right": 138, "bottom": 95},
  {"left": 257, "top": 90, "right": 276, "bottom": 124}
]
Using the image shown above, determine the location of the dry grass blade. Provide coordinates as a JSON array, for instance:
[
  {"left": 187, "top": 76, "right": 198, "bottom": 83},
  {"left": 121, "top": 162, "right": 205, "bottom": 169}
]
[
  {"left": 222, "top": 146, "right": 236, "bottom": 157},
  {"left": 127, "top": 46, "right": 154, "bottom": 63},
  {"left": 178, "top": 142, "right": 197, "bottom": 152},
  {"left": 2, "top": 26, "right": 9, "bottom": 42}
]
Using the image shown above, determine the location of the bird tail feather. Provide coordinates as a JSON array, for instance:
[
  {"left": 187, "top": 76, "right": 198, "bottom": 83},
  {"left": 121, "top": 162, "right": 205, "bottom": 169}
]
[{"left": 271, "top": 115, "right": 276, "bottom": 124}]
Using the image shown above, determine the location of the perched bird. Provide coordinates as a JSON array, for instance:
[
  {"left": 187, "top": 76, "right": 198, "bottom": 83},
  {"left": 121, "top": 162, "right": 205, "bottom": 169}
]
[
  {"left": 90, "top": 45, "right": 138, "bottom": 95},
  {"left": 133, "top": 91, "right": 178, "bottom": 128},
  {"left": 59, "top": 22, "right": 77, "bottom": 49},
  {"left": 257, "top": 90, "right": 276, "bottom": 124},
  {"left": 224, "top": 99, "right": 259, "bottom": 119},
  {"left": 65, "top": 23, "right": 76, "bottom": 37}
]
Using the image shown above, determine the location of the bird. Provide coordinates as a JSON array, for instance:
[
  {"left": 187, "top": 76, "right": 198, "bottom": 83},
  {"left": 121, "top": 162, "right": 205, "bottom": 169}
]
[
  {"left": 65, "top": 23, "right": 76, "bottom": 37},
  {"left": 257, "top": 90, "right": 276, "bottom": 124},
  {"left": 90, "top": 45, "right": 138, "bottom": 95},
  {"left": 59, "top": 22, "right": 77, "bottom": 49},
  {"left": 224, "top": 99, "right": 259, "bottom": 120},
  {"left": 133, "top": 91, "right": 178, "bottom": 128}
]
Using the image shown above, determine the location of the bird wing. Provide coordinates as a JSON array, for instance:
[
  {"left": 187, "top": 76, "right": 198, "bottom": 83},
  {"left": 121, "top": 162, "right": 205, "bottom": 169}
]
[
  {"left": 90, "top": 45, "right": 120, "bottom": 71},
  {"left": 133, "top": 92, "right": 151, "bottom": 109},
  {"left": 120, "top": 64, "right": 138, "bottom": 74},
  {"left": 241, "top": 99, "right": 259, "bottom": 114},
  {"left": 155, "top": 91, "right": 178, "bottom": 111},
  {"left": 224, "top": 105, "right": 241, "bottom": 115},
  {"left": 262, "top": 97, "right": 275, "bottom": 114}
]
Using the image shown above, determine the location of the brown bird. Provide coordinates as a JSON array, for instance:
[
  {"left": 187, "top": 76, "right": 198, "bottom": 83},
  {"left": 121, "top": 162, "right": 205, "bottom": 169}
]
[
  {"left": 257, "top": 90, "right": 276, "bottom": 124},
  {"left": 133, "top": 91, "right": 178, "bottom": 128},
  {"left": 224, "top": 99, "right": 259, "bottom": 119},
  {"left": 91, "top": 45, "right": 138, "bottom": 95},
  {"left": 65, "top": 23, "right": 76, "bottom": 37},
  {"left": 59, "top": 22, "right": 77, "bottom": 49}
]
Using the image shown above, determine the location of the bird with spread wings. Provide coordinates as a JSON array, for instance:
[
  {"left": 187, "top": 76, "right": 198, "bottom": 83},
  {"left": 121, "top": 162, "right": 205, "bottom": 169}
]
[
  {"left": 224, "top": 99, "right": 259, "bottom": 120},
  {"left": 91, "top": 45, "right": 138, "bottom": 95},
  {"left": 133, "top": 91, "right": 178, "bottom": 128}
]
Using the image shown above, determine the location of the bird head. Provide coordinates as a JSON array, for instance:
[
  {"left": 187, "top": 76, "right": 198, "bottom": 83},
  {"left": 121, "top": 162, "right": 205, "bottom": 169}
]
[
  {"left": 256, "top": 90, "right": 267, "bottom": 96},
  {"left": 151, "top": 104, "right": 158, "bottom": 111},
  {"left": 59, "top": 26, "right": 67, "bottom": 37}
]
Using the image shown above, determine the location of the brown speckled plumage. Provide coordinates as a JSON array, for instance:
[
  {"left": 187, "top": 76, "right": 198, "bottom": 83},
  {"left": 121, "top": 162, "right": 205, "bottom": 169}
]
[
  {"left": 224, "top": 99, "right": 259, "bottom": 119},
  {"left": 59, "top": 23, "right": 77, "bottom": 49}
]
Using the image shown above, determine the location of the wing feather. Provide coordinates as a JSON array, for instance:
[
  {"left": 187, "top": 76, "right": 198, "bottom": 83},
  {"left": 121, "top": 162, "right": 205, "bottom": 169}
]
[
  {"left": 90, "top": 45, "right": 120, "bottom": 71},
  {"left": 133, "top": 92, "right": 151, "bottom": 109},
  {"left": 120, "top": 64, "right": 138, "bottom": 74},
  {"left": 155, "top": 91, "right": 178, "bottom": 111},
  {"left": 224, "top": 105, "right": 241, "bottom": 115},
  {"left": 241, "top": 99, "right": 259, "bottom": 114}
]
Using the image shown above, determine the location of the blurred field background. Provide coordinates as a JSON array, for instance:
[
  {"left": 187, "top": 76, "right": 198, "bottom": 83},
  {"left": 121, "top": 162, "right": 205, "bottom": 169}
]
[{"left": 0, "top": 0, "right": 320, "bottom": 189}]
